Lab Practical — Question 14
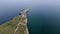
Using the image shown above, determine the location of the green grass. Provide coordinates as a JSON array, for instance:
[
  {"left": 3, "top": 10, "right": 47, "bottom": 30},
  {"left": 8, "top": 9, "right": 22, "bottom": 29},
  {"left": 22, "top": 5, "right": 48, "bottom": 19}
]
[{"left": 0, "top": 15, "right": 22, "bottom": 34}]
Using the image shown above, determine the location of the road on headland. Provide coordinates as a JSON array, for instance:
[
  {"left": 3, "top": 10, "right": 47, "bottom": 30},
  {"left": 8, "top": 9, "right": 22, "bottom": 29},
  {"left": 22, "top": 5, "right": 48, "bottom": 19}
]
[{"left": 14, "top": 8, "right": 29, "bottom": 34}]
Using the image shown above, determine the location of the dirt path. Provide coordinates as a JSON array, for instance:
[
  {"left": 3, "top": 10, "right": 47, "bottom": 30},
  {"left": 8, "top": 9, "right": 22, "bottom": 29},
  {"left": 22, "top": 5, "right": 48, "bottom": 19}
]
[{"left": 14, "top": 8, "right": 29, "bottom": 34}]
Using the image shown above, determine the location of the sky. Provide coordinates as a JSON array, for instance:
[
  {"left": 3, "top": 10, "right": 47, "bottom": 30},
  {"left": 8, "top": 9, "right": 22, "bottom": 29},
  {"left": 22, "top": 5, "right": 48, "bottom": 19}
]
[
  {"left": 0, "top": 0, "right": 60, "bottom": 16},
  {"left": 0, "top": 0, "right": 60, "bottom": 34}
]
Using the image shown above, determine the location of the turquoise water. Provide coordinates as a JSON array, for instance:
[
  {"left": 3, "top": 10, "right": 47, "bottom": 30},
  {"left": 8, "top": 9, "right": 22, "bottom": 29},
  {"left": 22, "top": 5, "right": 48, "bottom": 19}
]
[{"left": 0, "top": 0, "right": 60, "bottom": 34}]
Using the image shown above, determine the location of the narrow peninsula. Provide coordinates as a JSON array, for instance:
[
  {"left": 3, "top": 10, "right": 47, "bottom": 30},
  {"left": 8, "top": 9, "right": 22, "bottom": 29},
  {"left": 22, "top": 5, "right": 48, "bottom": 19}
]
[{"left": 0, "top": 7, "right": 29, "bottom": 34}]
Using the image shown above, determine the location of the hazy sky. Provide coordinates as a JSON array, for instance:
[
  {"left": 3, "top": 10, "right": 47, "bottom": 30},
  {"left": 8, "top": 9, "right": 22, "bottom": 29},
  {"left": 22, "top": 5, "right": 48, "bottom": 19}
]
[{"left": 0, "top": 0, "right": 60, "bottom": 16}]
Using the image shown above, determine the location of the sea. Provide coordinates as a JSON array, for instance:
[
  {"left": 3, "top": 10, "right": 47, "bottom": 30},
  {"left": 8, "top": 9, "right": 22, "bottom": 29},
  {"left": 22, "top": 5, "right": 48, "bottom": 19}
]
[{"left": 0, "top": 0, "right": 60, "bottom": 34}]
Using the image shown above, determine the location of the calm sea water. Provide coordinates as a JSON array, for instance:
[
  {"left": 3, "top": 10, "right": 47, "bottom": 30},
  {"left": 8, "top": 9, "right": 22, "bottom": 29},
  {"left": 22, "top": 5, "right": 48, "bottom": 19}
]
[{"left": 0, "top": 0, "right": 60, "bottom": 34}]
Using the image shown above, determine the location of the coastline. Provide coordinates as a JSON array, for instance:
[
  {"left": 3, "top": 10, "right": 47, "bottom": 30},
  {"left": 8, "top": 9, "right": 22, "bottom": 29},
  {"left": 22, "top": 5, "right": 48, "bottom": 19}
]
[
  {"left": 0, "top": 7, "right": 29, "bottom": 34},
  {"left": 14, "top": 7, "right": 29, "bottom": 34}
]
